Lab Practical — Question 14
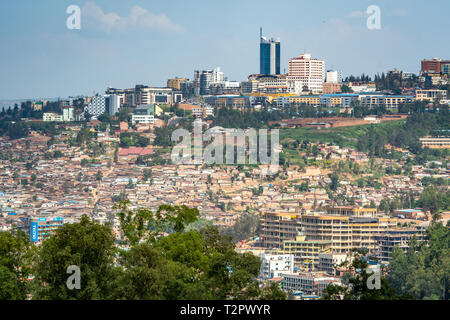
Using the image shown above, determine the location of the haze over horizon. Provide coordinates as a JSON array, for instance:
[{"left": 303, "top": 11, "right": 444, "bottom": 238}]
[{"left": 1, "top": 0, "right": 449, "bottom": 100}]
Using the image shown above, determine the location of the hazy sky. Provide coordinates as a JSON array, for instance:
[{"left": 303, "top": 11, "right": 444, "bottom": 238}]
[{"left": 0, "top": 0, "right": 449, "bottom": 100}]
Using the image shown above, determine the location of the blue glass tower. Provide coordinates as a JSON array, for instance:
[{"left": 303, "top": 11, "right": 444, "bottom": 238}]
[{"left": 260, "top": 28, "right": 280, "bottom": 75}]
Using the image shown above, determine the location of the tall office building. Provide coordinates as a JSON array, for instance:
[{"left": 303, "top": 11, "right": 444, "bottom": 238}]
[
  {"left": 167, "top": 77, "right": 189, "bottom": 90},
  {"left": 194, "top": 70, "right": 213, "bottom": 96},
  {"left": 212, "top": 67, "right": 224, "bottom": 84},
  {"left": 85, "top": 94, "right": 107, "bottom": 118},
  {"left": 260, "top": 28, "right": 280, "bottom": 75},
  {"left": 421, "top": 58, "right": 450, "bottom": 74},
  {"left": 105, "top": 94, "right": 121, "bottom": 116},
  {"left": 326, "top": 70, "right": 341, "bottom": 84},
  {"left": 62, "top": 106, "right": 75, "bottom": 121},
  {"left": 287, "top": 53, "right": 325, "bottom": 94},
  {"left": 193, "top": 67, "right": 224, "bottom": 96}
]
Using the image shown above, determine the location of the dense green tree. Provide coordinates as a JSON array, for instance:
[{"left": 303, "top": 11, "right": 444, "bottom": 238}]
[
  {"left": 33, "top": 215, "right": 117, "bottom": 299},
  {"left": 0, "top": 265, "right": 24, "bottom": 300},
  {"left": 221, "top": 213, "right": 260, "bottom": 242},
  {"left": 0, "top": 231, "right": 35, "bottom": 300},
  {"left": 416, "top": 186, "right": 450, "bottom": 215},
  {"left": 322, "top": 248, "right": 408, "bottom": 300},
  {"left": 387, "top": 222, "right": 449, "bottom": 300},
  {"left": 328, "top": 172, "right": 340, "bottom": 191}
]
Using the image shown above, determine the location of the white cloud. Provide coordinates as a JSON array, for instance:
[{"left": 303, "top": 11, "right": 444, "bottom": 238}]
[{"left": 82, "top": 2, "right": 183, "bottom": 33}]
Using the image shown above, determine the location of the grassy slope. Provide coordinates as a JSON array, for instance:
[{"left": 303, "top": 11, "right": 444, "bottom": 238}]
[{"left": 280, "top": 119, "right": 406, "bottom": 150}]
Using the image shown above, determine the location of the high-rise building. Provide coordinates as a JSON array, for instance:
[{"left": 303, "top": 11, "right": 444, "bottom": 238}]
[
  {"left": 326, "top": 70, "right": 341, "bottom": 84},
  {"left": 135, "top": 86, "right": 181, "bottom": 105},
  {"left": 374, "top": 227, "right": 425, "bottom": 263},
  {"left": 441, "top": 63, "right": 450, "bottom": 77},
  {"left": 288, "top": 53, "right": 325, "bottom": 94},
  {"left": 212, "top": 67, "right": 224, "bottom": 84},
  {"left": 62, "top": 106, "right": 75, "bottom": 121},
  {"left": 421, "top": 58, "right": 450, "bottom": 74},
  {"left": 167, "top": 77, "right": 189, "bottom": 90},
  {"left": 260, "top": 28, "right": 280, "bottom": 75},
  {"left": 194, "top": 70, "right": 213, "bottom": 96},
  {"left": 85, "top": 94, "right": 106, "bottom": 118},
  {"left": 259, "top": 253, "right": 294, "bottom": 280},
  {"left": 105, "top": 94, "right": 121, "bottom": 116}
]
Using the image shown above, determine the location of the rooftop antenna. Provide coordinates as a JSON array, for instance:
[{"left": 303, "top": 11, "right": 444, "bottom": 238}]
[{"left": 260, "top": 27, "right": 262, "bottom": 39}]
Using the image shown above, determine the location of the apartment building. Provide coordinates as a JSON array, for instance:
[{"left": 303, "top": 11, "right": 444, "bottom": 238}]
[
  {"left": 241, "top": 80, "right": 260, "bottom": 94},
  {"left": 288, "top": 53, "right": 325, "bottom": 94},
  {"left": 419, "top": 136, "right": 450, "bottom": 149},
  {"left": 374, "top": 227, "right": 425, "bottom": 263},
  {"left": 261, "top": 212, "right": 302, "bottom": 248},
  {"left": 324, "top": 206, "right": 379, "bottom": 218},
  {"left": 131, "top": 104, "right": 162, "bottom": 125},
  {"left": 167, "top": 77, "right": 189, "bottom": 90},
  {"left": 319, "top": 94, "right": 358, "bottom": 108},
  {"left": 62, "top": 107, "right": 75, "bottom": 121},
  {"left": 300, "top": 213, "right": 397, "bottom": 255},
  {"left": 135, "top": 86, "right": 181, "bottom": 105},
  {"left": 281, "top": 272, "right": 341, "bottom": 296},
  {"left": 326, "top": 70, "right": 341, "bottom": 84},
  {"left": 282, "top": 235, "right": 331, "bottom": 271},
  {"left": 317, "top": 253, "right": 350, "bottom": 275},
  {"left": 289, "top": 95, "right": 320, "bottom": 106},
  {"left": 204, "top": 95, "right": 251, "bottom": 110},
  {"left": 259, "top": 253, "right": 294, "bottom": 280},
  {"left": 30, "top": 216, "right": 64, "bottom": 243},
  {"left": 415, "top": 89, "right": 447, "bottom": 102},
  {"left": 322, "top": 82, "right": 342, "bottom": 94},
  {"left": 257, "top": 74, "right": 289, "bottom": 94},
  {"left": 360, "top": 94, "right": 414, "bottom": 109},
  {"left": 43, "top": 112, "right": 63, "bottom": 122}
]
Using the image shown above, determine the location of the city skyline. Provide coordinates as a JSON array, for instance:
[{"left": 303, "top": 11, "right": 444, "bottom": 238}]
[{"left": 0, "top": 0, "right": 449, "bottom": 100}]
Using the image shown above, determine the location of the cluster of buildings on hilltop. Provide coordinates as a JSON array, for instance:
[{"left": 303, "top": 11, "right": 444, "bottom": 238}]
[
  {"left": 164, "top": 30, "right": 449, "bottom": 111},
  {"left": 420, "top": 57, "right": 450, "bottom": 86},
  {"left": 41, "top": 85, "right": 183, "bottom": 123},
  {"left": 35, "top": 30, "right": 449, "bottom": 125}
]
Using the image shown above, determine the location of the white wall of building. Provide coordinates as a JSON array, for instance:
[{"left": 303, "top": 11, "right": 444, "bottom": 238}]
[
  {"left": 288, "top": 53, "right": 325, "bottom": 94},
  {"left": 259, "top": 254, "right": 294, "bottom": 280}
]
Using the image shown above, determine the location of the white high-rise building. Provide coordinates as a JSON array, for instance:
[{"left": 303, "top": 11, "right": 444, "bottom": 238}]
[
  {"left": 62, "top": 107, "right": 74, "bottom": 121},
  {"left": 287, "top": 53, "right": 325, "bottom": 94},
  {"left": 259, "top": 253, "right": 294, "bottom": 280},
  {"left": 326, "top": 70, "right": 341, "bottom": 84},
  {"left": 105, "top": 94, "right": 121, "bottom": 116},
  {"left": 212, "top": 67, "right": 224, "bottom": 84}
]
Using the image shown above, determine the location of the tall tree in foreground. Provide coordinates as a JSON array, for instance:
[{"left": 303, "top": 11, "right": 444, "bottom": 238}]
[
  {"left": 33, "top": 215, "right": 117, "bottom": 299},
  {"left": 322, "top": 248, "right": 409, "bottom": 300},
  {"left": 0, "top": 231, "right": 35, "bottom": 300},
  {"left": 387, "top": 221, "right": 449, "bottom": 300},
  {"left": 29, "top": 204, "right": 286, "bottom": 300}
]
